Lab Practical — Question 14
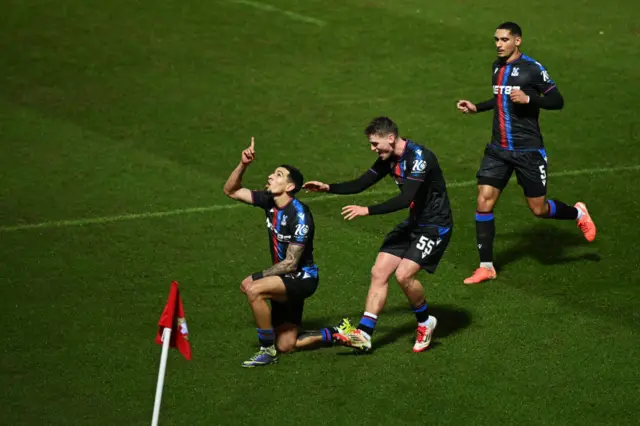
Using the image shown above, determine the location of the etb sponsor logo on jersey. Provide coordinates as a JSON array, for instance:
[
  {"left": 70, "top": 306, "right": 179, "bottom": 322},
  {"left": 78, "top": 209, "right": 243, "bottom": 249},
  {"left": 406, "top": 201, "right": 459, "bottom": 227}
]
[
  {"left": 265, "top": 217, "right": 292, "bottom": 241},
  {"left": 493, "top": 85, "right": 521, "bottom": 95}
]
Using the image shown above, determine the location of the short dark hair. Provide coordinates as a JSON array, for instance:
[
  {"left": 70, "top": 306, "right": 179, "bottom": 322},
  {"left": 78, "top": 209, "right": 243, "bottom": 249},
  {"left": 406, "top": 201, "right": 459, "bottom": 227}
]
[
  {"left": 497, "top": 22, "right": 522, "bottom": 37},
  {"left": 364, "top": 116, "right": 398, "bottom": 138},
  {"left": 280, "top": 164, "right": 304, "bottom": 195}
]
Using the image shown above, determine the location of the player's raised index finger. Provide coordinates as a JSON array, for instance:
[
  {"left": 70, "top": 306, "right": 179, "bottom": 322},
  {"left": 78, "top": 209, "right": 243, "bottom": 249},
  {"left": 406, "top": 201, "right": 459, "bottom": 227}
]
[{"left": 250, "top": 137, "right": 255, "bottom": 150}]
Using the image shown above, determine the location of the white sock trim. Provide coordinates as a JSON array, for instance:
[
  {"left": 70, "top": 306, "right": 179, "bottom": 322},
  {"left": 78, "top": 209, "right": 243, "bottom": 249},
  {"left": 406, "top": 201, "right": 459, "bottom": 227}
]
[
  {"left": 480, "top": 262, "right": 494, "bottom": 270},
  {"left": 363, "top": 311, "right": 378, "bottom": 320}
]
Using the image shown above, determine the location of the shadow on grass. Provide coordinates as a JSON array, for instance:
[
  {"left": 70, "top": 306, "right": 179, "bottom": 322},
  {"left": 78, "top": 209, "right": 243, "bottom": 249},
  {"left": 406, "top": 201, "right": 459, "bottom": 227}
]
[
  {"left": 298, "top": 304, "right": 471, "bottom": 355},
  {"left": 495, "top": 223, "right": 600, "bottom": 272}
]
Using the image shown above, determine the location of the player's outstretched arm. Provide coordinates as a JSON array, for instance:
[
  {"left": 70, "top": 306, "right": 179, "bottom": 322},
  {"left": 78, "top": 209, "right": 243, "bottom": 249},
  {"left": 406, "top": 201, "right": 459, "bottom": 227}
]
[
  {"left": 340, "top": 179, "right": 423, "bottom": 221},
  {"left": 457, "top": 99, "right": 495, "bottom": 114},
  {"left": 366, "top": 178, "right": 422, "bottom": 216},
  {"left": 302, "top": 181, "right": 330, "bottom": 192},
  {"left": 223, "top": 137, "right": 256, "bottom": 204},
  {"left": 304, "top": 164, "right": 387, "bottom": 195}
]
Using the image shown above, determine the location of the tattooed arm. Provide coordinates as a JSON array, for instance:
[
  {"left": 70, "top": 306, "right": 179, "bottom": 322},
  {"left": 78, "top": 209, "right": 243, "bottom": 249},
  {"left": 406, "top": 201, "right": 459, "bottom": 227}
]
[{"left": 262, "top": 244, "right": 305, "bottom": 277}]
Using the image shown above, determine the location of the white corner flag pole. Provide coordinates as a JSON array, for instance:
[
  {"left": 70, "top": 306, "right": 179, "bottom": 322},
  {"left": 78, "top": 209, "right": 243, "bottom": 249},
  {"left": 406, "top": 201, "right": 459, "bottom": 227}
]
[{"left": 152, "top": 327, "right": 172, "bottom": 426}]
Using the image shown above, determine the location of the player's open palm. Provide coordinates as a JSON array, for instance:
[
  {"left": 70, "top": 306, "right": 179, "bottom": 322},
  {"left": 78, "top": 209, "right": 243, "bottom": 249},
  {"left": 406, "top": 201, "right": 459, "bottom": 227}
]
[
  {"left": 342, "top": 205, "right": 369, "bottom": 221},
  {"left": 241, "top": 137, "right": 256, "bottom": 165},
  {"left": 456, "top": 100, "right": 477, "bottom": 114},
  {"left": 303, "top": 181, "right": 329, "bottom": 193}
]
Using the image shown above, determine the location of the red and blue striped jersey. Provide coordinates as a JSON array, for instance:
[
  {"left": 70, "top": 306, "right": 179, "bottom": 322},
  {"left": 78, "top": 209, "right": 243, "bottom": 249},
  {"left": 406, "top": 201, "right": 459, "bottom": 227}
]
[
  {"left": 249, "top": 192, "right": 317, "bottom": 274},
  {"left": 490, "top": 53, "right": 558, "bottom": 150}
]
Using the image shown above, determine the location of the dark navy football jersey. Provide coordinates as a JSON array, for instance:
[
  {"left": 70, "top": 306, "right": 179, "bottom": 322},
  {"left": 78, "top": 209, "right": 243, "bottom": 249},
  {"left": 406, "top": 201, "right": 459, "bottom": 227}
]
[
  {"left": 250, "top": 191, "right": 318, "bottom": 277},
  {"left": 490, "top": 53, "right": 558, "bottom": 150},
  {"left": 370, "top": 140, "right": 453, "bottom": 228}
]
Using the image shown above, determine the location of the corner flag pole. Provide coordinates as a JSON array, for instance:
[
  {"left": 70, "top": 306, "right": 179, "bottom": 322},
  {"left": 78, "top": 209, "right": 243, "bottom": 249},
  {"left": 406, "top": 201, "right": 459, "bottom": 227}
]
[{"left": 152, "top": 327, "right": 172, "bottom": 426}]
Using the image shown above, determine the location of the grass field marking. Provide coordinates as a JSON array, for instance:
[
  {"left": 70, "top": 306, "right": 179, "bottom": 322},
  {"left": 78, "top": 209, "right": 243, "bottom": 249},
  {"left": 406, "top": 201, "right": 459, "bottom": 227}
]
[
  {"left": 1, "top": 164, "right": 639, "bottom": 233},
  {"left": 230, "top": 0, "right": 326, "bottom": 27}
]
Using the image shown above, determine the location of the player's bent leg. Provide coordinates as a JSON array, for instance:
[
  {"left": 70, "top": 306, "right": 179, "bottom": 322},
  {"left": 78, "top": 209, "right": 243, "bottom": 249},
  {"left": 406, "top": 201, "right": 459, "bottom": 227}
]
[
  {"left": 241, "top": 276, "right": 287, "bottom": 368},
  {"left": 526, "top": 196, "right": 596, "bottom": 242},
  {"left": 527, "top": 196, "right": 583, "bottom": 220},
  {"left": 395, "top": 259, "right": 438, "bottom": 352},
  {"left": 295, "top": 331, "right": 324, "bottom": 350},
  {"left": 366, "top": 252, "right": 402, "bottom": 315},
  {"left": 477, "top": 184, "right": 502, "bottom": 213},
  {"left": 526, "top": 195, "right": 580, "bottom": 220},
  {"left": 296, "top": 324, "right": 341, "bottom": 350},
  {"left": 526, "top": 195, "right": 550, "bottom": 217},
  {"left": 275, "top": 323, "right": 298, "bottom": 353},
  {"left": 394, "top": 259, "right": 424, "bottom": 306},
  {"left": 515, "top": 153, "right": 595, "bottom": 240},
  {"left": 334, "top": 253, "right": 401, "bottom": 353},
  {"left": 245, "top": 276, "right": 289, "bottom": 303},
  {"left": 298, "top": 318, "right": 357, "bottom": 350},
  {"left": 245, "top": 276, "right": 287, "bottom": 329}
]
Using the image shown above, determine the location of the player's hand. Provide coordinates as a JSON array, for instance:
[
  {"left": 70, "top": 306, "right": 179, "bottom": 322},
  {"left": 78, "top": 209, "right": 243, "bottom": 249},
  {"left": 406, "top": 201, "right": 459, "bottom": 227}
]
[
  {"left": 341, "top": 205, "right": 369, "bottom": 221},
  {"left": 510, "top": 89, "right": 529, "bottom": 104},
  {"left": 303, "top": 181, "right": 330, "bottom": 193},
  {"left": 241, "top": 137, "right": 256, "bottom": 165},
  {"left": 456, "top": 100, "right": 477, "bottom": 114},
  {"left": 240, "top": 275, "right": 254, "bottom": 293}
]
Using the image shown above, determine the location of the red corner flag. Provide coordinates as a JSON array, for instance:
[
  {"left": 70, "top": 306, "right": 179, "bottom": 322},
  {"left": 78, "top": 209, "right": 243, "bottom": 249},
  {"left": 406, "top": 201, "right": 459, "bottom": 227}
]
[{"left": 155, "top": 281, "right": 191, "bottom": 360}]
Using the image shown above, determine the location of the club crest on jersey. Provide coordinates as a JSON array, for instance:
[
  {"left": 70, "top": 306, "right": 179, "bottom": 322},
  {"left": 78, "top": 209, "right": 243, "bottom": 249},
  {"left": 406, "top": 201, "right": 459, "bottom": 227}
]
[
  {"left": 493, "top": 85, "right": 521, "bottom": 95},
  {"left": 281, "top": 215, "right": 287, "bottom": 226},
  {"left": 511, "top": 67, "right": 519, "bottom": 77}
]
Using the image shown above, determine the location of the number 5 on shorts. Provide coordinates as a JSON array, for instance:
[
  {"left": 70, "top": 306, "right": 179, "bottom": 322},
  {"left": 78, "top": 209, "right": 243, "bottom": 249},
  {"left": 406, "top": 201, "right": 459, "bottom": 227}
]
[
  {"left": 416, "top": 236, "right": 434, "bottom": 255},
  {"left": 539, "top": 164, "right": 547, "bottom": 186}
]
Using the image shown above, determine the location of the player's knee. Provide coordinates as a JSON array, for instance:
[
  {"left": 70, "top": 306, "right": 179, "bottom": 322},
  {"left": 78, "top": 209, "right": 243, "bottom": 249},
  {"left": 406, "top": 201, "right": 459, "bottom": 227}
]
[
  {"left": 276, "top": 336, "right": 296, "bottom": 353},
  {"left": 477, "top": 195, "right": 496, "bottom": 212},
  {"left": 477, "top": 187, "right": 499, "bottom": 211},
  {"left": 276, "top": 341, "right": 295, "bottom": 353},
  {"left": 245, "top": 287, "right": 262, "bottom": 302},
  {"left": 394, "top": 269, "right": 415, "bottom": 288},
  {"left": 371, "top": 264, "right": 391, "bottom": 284},
  {"left": 529, "top": 203, "right": 548, "bottom": 217}
]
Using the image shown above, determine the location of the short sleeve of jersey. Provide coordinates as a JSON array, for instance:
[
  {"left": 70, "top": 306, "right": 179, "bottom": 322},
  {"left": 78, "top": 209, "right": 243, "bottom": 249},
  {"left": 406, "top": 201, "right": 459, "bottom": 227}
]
[
  {"left": 407, "top": 148, "right": 428, "bottom": 182},
  {"left": 250, "top": 190, "right": 271, "bottom": 210},
  {"left": 529, "top": 61, "right": 557, "bottom": 94},
  {"left": 290, "top": 209, "right": 313, "bottom": 245}
]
